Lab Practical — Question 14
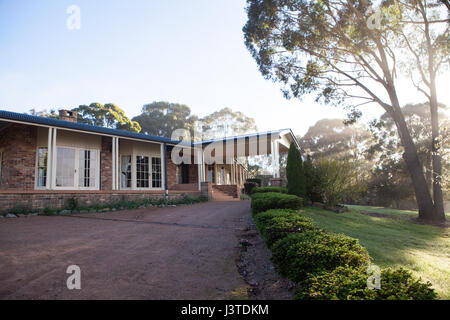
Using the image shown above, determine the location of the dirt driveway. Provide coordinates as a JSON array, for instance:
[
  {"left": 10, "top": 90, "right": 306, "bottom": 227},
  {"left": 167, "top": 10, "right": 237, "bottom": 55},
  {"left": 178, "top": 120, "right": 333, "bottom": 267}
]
[{"left": 0, "top": 201, "right": 251, "bottom": 299}]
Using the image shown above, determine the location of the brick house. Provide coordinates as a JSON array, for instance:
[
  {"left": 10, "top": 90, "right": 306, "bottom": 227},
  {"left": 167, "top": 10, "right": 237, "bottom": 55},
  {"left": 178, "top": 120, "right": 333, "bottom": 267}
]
[{"left": 0, "top": 110, "right": 299, "bottom": 210}]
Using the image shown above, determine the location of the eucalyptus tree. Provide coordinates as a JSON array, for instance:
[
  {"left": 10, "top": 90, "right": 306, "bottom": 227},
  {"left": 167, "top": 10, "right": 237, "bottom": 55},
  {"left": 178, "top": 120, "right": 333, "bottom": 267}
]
[{"left": 243, "top": 0, "right": 448, "bottom": 222}]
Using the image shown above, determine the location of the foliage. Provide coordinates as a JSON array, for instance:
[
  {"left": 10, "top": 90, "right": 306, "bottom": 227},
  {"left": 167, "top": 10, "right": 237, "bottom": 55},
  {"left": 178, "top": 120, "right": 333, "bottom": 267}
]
[
  {"left": 302, "top": 206, "right": 449, "bottom": 298},
  {"left": 254, "top": 209, "right": 316, "bottom": 248},
  {"left": 286, "top": 142, "right": 306, "bottom": 198},
  {"left": 251, "top": 186, "right": 287, "bottom": 194},
  {"left": 244, "top": 182, "right": 258, "bottom": 195},
  {"left": 246, "top": 178, "right": 262, "bottom": 186},
  {"left": 72, "top": 103, "right": 141, "bottom": 132},
  {"left": 271, "top": 231, "right": 370, "bottom": 283},
  {"left": 243, "top": 0, "right": 449, "bottom": 222},
  {"left": 296, "top": 266, "right": 437, "bottom": 300},
  {"left": 132, "top": 101, "right": 198, "bottom": 138},
  {"left": 199, "top": 107, "right": 257, "bottom": 139},
  {"left": 251, "top": 192, "right": 303, "bottom": 214}
]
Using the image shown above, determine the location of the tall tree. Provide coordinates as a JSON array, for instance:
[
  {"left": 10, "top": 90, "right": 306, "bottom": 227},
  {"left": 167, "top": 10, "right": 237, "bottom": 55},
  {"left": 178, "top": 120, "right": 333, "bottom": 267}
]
[
  {"left": 199, "top": 107, "right": 257, "bottom": 139},
  {"left": 73, "top": 103, "right": 141, "bottom": 133},
  {"left": 243, "top": 0, "right": 448, "bottom": 222},
  {"left": 286, "top": 142, "right": 306, "bottom": 198},
  {"left": 132, "top": 101, "right": 198, "bottom": 138}
]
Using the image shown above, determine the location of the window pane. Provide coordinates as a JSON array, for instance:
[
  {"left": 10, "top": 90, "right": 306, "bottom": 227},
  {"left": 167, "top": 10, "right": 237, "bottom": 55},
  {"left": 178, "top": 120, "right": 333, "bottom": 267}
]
[
  {"left": 152, "top": 157, "right": 161, "bottom": 188},
  {"left": 121, "top": 155, "right": 132, "bottom": 188},
  {"left": 78, "top": 149, "right": 97, "bottom": 188},
  {"left": 37, "top": 148, "right": 48, "bottom": 187},
  {"left": 56, "top": 147, "right": 75, "bottom": 187},
  {"left": 136, "top": 156, "right": 149, "bottom": 188}
]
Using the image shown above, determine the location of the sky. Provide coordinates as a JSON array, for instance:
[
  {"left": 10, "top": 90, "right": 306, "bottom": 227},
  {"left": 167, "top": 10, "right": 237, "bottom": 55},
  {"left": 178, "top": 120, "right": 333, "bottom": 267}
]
[{"left": 0, "top": 0, "right": 449, "bottom": 137}]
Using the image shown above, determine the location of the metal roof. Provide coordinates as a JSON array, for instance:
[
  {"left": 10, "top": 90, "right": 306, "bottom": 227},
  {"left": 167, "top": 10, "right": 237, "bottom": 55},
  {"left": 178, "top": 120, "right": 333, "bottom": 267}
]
[
  {"left": 0, "top": 110, "right": 180, "bottom": 145},
  {"left": 0, "top": 109, "right": 299, "bottom": 149}
]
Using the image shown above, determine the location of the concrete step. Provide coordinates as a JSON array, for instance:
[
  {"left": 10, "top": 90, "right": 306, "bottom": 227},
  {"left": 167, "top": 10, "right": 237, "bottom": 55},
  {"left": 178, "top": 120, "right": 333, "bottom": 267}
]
[{"left": 211, "top": 189, "right": 239, "bottom": 201}]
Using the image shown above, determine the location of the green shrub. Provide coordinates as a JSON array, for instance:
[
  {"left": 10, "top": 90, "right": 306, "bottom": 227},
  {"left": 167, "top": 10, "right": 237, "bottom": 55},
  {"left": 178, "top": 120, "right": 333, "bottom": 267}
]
[
  {"left": 296, "top": 266, "right": 437, "bottom": 300},
  {"left": 246, "top": 178, "right": 262, "bottom": 186},
  {"left": 271, "top": 231, "right": 370, "bottom": 283},
  {"left": 254, "top": 209, "right": 316, "bottom": 248},
  {"left": 251, "top": 192, "right": 303, "bottom": 215},
  {"left": 244, "top": 182, "right": 258, "bottom": 194},
  {"left": 251, "top": 186, "right": 288, "bottom": 194}
]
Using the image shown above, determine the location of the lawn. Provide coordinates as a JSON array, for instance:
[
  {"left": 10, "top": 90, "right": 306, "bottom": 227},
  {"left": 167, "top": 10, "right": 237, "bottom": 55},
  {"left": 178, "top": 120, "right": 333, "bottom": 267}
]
[
  {"left": 346, "top": 204, "right": 450, "bottom": 219},
  {"left": 301, "top": 206, "right": 450, "bottom": 299}
]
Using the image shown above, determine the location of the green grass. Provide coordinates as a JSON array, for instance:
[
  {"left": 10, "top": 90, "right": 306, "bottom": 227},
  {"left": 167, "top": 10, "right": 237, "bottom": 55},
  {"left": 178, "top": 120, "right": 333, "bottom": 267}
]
[
  {"left": 300, "top": 206, "right": 450, "bottom": 299},
  {"left": 346, "top": 204, "right": 450, "bottom": 219}
]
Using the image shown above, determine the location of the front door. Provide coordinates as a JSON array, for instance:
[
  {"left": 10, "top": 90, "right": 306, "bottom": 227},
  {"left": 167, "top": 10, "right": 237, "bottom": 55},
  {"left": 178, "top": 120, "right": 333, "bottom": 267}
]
[{"left": 177, "top": 164, "right": 190, "bottom": 184}]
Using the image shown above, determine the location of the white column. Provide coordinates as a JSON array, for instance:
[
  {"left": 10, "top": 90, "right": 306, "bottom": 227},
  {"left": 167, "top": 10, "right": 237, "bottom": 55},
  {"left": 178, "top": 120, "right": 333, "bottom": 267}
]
[
  {"left": 46, "top": 128, "right": 53, "bottom": 189},
  {"left": 51, "top": 128, "right": 57, "bottom": 189},
  {"left": 271, "top": 140, "right": 280, "bottom": 178},
  {"left": 112, "top": 137, "right": 116, "bottom": 190},
  {"left": 116, "top": 137, "right": 120, "bottom": 190},
  {"left": 161, "top": 143, "right": 166, "bottom": 191}
]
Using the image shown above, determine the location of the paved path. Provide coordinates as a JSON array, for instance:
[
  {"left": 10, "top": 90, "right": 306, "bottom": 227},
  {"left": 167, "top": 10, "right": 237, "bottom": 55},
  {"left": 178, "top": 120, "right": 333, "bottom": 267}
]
[{"left": 0, "top": 201, "right": 251, "bottom": 299}]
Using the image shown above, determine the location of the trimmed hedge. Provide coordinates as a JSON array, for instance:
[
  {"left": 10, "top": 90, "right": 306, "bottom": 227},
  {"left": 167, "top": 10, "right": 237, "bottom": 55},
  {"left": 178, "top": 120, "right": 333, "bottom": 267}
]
[
  {"left": 296, "top": 266, "right": 437, "bottom": 300},
  {"left": 251, "top": 192, "right": 303, "bottom": 215},
  {"left": 251, "top": 186, "right": 288, "bottom": 194},
  {"left": 271, "top": 231, "right": 370, "bottom": 283},
  {"left": 254, "top": 209, "right": 316, "bottom": 248},
  {"left": 246, "top": 178, "right": 262, "bottom": 186},
  {"left": 244, "top": 182, "right": 258, "bottom": 195}
]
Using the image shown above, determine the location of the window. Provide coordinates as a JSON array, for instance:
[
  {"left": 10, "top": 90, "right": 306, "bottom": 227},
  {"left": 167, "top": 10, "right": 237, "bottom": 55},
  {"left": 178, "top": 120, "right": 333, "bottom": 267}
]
[
  {"left": 121, "top": 155, "right": 132, "bottom": 188},
  {"left": 56, "top": 147, "right": 76, "bottom": 187},
  {"left": 152, "top": 157, "right": 162, "bottom": 188},
  {"left": 0, "top": 151, "right": 3, "bottom": 185},
  {"left": 136, "top": 156, "right": 149, "bottom": 188},
  {"left": 54, "top": 147, "right": 98, "bottom": 189},
  {"left": 78, "top": 149, "right": 96, "bottom": 187},
  {"left": 37, "top": 148, "right": 48, "bottom": 187}
]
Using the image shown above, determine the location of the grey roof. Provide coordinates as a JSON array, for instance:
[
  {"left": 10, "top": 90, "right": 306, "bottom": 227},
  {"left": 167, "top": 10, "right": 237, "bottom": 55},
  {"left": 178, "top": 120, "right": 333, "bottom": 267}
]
[
  {"left": 0, "top": 110, "right": 180, "bottom": 145},
  {"left": 0, "top": 109, "right": 299, "bottom": 148}
]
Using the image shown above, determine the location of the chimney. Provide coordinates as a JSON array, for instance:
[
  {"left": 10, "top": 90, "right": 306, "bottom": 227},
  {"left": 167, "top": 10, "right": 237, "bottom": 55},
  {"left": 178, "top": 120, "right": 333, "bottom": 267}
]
[{"left": 59, "top": 110, "right": 78, "bottom": 122}]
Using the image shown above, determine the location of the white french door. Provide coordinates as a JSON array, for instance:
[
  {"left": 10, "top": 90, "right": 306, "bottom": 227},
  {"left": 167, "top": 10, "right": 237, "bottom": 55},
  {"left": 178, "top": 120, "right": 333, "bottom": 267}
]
[{"left": 55, "top": 146, "right": 99, "bottom": 190}]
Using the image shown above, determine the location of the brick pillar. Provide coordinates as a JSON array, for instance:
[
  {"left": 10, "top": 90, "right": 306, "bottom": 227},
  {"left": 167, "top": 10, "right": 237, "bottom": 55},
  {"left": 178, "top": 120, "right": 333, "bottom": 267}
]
[
  {"left": 101, "top": 137, "right": 113, "bottom": 190},
  {"left": 201, "top": 181, "right": 212, "bottom": 199}
]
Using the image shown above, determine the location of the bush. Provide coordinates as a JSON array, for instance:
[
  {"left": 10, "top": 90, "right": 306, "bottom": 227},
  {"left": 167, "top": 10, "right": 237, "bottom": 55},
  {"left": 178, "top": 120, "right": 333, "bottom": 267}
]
[
  {"left": 254, "top": 209, "right": 317, "bottom": 248},
  {"left": 271, "top": 231, "right": 370, "bottom": 283},
  {"left": 251, "top": 186, "right": 288, "bottom": 194},
  {"left": 246, "top": 178, "right": 262, "bottom": 186},
  {"left": 244, "top": 182, "right": 258, "bottom": 194},
  {"left": 251, "top": 192, "right": 303, "bottom": 215},
  {"left": 296, "top": 266, "right": 437, "bottom": 300}
]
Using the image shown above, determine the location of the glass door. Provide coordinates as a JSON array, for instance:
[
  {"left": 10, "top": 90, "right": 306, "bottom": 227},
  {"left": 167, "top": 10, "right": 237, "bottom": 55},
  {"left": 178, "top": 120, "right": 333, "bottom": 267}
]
[{"left": 56, "top": 147, "right": 76, "bottom": 188}]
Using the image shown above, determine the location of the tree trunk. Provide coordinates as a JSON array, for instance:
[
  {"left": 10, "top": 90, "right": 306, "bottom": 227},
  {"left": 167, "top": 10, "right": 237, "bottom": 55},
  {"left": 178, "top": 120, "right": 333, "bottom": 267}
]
[
  {"left": 387, "top": 90, "right": 436, "bottom": 221},
  {"left": 425, "top": 151, "right": 433, "bottom": 195},
  {"left": 429, "top": 78, "right": 446, "bottom": 221}
]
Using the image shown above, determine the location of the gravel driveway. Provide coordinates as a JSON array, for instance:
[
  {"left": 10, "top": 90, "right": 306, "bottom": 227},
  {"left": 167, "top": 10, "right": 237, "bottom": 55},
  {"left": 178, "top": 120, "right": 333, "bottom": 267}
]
[{"left": 0, "top": 201, "right": 251, "bottom": 299}]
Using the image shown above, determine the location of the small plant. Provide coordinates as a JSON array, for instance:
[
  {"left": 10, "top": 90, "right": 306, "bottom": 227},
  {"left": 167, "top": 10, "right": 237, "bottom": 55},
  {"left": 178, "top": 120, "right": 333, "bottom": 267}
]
[
  {"left": 66, "top": 197, "right": 79, "bottom": 212},
  {"left": 296, "top": 266, "right": 437, "bottom": 300},
  {"left": 251, "top": 186, "right": 288, "bottom": 194},
  {"left": 251, "top": 192, "right": 303, "bottom": 215},
  {"left": 244, "top": 182, "right": 258, "bottom": 194},
  {"left": 271, "top": 230, "right": 370, "bottom": 283},
  {"left": 254, "top": 209, "right": 316, "bottom": 248}
]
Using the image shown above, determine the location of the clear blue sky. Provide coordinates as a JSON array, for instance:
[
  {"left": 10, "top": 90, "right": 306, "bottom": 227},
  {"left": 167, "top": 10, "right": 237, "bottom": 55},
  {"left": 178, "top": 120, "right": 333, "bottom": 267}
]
[{"left": 0, "top": 0, "right": 448, "bottom": 136}]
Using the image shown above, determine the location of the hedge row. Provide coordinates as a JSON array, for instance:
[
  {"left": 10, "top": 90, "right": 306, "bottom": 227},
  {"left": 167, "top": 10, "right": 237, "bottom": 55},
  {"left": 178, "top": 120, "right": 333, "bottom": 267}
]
[
  {"left": 251, "top": 186, "right": 288, "bottom": 195},
  {"left": 249, "top": 192, "right": 437, "bottom": 300},
  {"left": 251, "top": 192, "right": 303, "bottom": 214}
]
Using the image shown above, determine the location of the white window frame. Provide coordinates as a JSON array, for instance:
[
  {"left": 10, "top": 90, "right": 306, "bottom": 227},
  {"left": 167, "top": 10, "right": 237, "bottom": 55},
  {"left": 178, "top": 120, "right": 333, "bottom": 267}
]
[
  {"left": 35, "top": 147, "right": 48, "bottom": 189},
  {"left": 52, "top": 146, "right": 100, "bottom": 191}
]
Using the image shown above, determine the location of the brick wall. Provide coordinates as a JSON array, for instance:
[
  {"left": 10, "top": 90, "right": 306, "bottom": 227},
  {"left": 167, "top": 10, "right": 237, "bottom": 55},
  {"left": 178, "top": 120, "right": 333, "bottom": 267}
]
[
  {"left": 166, "top": 150, "right": 198, "bottom": 189},
  {"left": 101, "top": 136, "right": 112, "bottom": 190},
  {"left": 0, "top": 190, "right": 201, "bottom": 212},
  {"left": 0, "top": 124, "right": 37, "bottom": 190}
]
